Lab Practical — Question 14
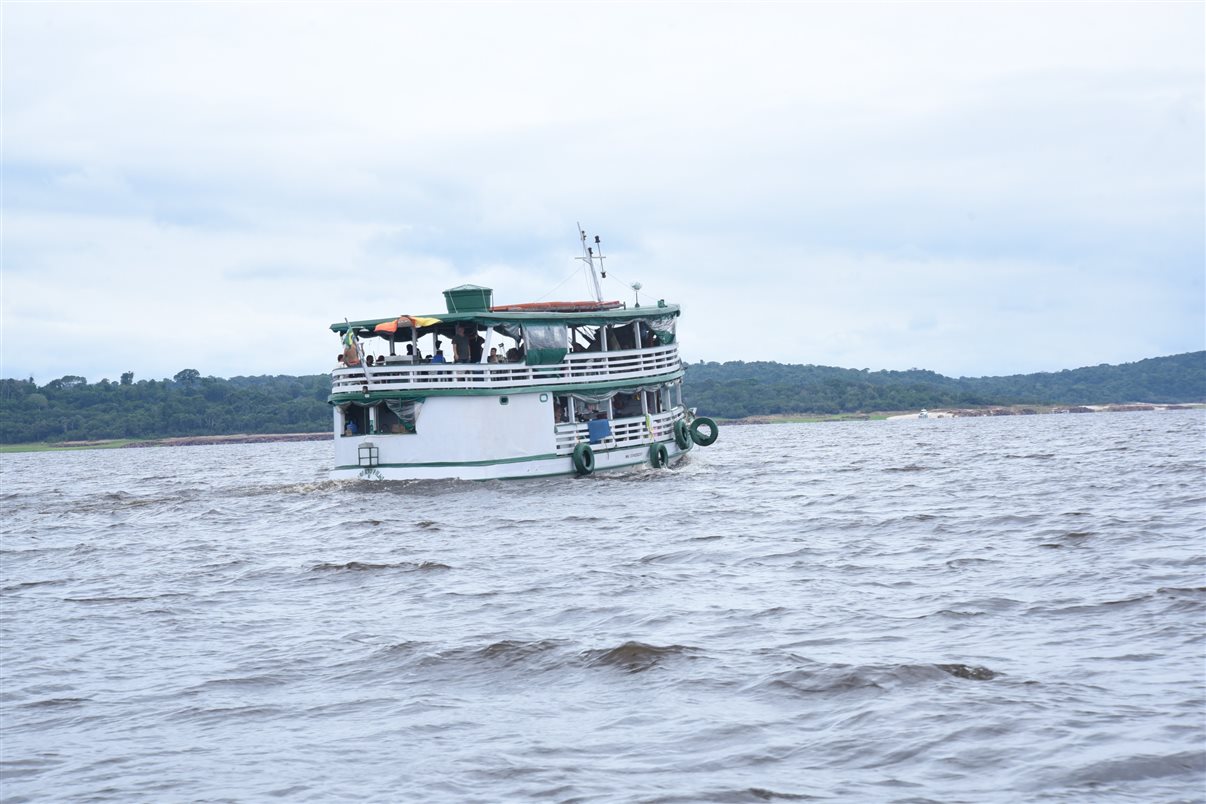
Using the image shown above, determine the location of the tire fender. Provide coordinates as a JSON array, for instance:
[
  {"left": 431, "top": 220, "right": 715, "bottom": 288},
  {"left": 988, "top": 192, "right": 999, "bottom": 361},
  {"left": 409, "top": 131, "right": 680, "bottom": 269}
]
[
  {"left": 572, "top": 443, "right": 595, "bottom": 475},
  {"left": 689, "top": 416, "right": 719, "bottom": 447}
]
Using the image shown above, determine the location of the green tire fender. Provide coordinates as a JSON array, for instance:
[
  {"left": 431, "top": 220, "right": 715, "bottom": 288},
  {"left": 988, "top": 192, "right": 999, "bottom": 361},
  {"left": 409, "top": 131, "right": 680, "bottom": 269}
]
[
  {"left": 689, "top": 416, "right": 719, "bottom": 447},
  {"left": 649, "top": 442, "right": 669, "bottom": 468},
  {"left": 674, "top": 419, "right": 693, "bottom": 450},
  {"left": 572, "top": 443, "right": 595, "bottom": 475}
]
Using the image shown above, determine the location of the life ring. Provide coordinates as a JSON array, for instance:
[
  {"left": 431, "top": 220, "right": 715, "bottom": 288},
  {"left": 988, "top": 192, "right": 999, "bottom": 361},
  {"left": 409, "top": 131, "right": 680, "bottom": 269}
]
[
  {"left": 674, "top": 419, "right": 693, "bottom": 450},
  {"left": 689, "top": 416, "right": 719, "bottom": 446},
  {"left": 649, "top": 442, "right": 669, "bottom": 468},
  {"left": 572, "top": 443, "right": 595, "bottom": 475}
]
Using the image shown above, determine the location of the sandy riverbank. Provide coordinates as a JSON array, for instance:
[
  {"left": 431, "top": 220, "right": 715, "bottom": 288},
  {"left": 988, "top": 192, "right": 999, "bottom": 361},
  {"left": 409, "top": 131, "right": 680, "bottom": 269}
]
[
  {"left": 719, "top": 403, "right": 1202, "bottom": 426},
  {"left": 883, "top": 403, "right": 1199, "bottom": 421}
]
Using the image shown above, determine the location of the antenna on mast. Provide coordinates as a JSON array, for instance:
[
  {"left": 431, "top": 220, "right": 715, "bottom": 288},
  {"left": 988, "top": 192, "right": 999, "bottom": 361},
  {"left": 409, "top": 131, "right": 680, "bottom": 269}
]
[{"left": 576, "top": 222, "right": 605, "bottom": 303}]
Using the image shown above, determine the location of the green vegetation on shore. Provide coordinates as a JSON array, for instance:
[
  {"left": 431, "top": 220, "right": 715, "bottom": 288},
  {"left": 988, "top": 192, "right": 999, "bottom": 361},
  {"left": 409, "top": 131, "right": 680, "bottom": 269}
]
[
  {"left": 0, "top": 439, "right": 144, "bottom": 453},
  {"left": 0, "top": 373, "right": 329, "bottom": 445},
  {"left": 686, "top": 352, "right": 1205, "bottom": 419},
  {"left": 1, "top": 352, "right": 1202, "bottom": 445}
]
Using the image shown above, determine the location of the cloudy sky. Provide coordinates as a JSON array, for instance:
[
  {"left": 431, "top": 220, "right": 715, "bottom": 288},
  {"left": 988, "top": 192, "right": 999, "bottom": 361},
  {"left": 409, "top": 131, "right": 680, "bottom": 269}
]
[{"left": 3, "top": 1, "right": 1202, "bottom": 384}]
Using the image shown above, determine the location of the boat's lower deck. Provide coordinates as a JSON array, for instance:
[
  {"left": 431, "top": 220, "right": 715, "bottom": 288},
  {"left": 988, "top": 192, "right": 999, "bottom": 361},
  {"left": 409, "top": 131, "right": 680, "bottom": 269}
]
[{"left": 331, "top": 389, "right": 709, "bottom": 480}]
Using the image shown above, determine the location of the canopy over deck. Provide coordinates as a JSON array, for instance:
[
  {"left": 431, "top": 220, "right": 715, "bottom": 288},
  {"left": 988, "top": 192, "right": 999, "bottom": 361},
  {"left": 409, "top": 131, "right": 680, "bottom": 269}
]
[{"left": 330, "top": 302, "right": 680, "bottom": 337}]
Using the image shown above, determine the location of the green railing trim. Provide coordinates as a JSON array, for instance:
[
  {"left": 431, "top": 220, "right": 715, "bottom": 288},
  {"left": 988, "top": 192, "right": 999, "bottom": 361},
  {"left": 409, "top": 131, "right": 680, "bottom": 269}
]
[{"left": 327, "top": 369, "right": 685, "bottom": 405}]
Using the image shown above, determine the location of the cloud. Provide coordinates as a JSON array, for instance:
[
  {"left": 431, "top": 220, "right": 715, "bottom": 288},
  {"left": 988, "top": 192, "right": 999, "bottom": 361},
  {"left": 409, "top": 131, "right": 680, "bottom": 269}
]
[{"left": 2, "top": 1, "right": 1202, "bottom": 384}]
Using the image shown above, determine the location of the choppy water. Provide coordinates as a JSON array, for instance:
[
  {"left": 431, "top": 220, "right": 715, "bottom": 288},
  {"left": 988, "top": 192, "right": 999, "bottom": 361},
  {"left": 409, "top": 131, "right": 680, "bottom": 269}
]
[{"left": 2, "top": 410, "right": 1204, "bottom": 803}]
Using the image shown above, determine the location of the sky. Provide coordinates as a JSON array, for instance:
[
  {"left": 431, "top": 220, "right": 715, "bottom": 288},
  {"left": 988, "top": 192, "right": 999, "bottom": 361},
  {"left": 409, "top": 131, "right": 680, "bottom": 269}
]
[{"left": 2, "top": 1, "right": 1203, "bottom": 384}]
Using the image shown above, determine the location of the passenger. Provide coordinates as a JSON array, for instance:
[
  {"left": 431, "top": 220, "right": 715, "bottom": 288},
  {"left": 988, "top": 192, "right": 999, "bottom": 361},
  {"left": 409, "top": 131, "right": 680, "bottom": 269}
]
[
  {"left": 453, "top": 325, "right": 471, "bottom": 363},
  {"left": 470, "top": 332, "right": 485, "bottom": 363},
  {"left": 506, "top": 347, "right": 520, "bottom": 362},
  {"left": 431, "top": 351, "right": 446, "bottom": 364},
  {"left": 488, "top": 347, "right": 501, "bottom": 363},
  {"left": 365, "top": 355, "right": 375, "bottom": 366},
  {"left": 337, "top": 354, "right": 345, "bottom": 365},
  {"left": 344, "top": 419, "right": 358, "bottom": 436}
]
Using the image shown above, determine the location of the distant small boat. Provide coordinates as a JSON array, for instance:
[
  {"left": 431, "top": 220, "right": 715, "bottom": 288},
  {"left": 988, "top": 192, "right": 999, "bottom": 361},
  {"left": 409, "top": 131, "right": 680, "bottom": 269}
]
[{"left": 918, "top": 409, "right": 929, "bottom": 419}]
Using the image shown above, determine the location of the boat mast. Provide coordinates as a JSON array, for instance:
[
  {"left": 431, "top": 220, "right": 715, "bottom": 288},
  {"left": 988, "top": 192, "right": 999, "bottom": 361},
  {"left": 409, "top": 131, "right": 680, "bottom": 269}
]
[{"left": 577, "top": 223, "right": 606, "bottom": 303}]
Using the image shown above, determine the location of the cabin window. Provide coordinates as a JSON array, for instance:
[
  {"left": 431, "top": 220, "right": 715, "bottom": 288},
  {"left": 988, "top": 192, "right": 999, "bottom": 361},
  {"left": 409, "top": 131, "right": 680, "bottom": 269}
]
[
  {"left": 381, "top": 399, "right": 420, "bottom": 433},
  {"left": 340, "top": 405, "right": 369, "bottom": 437},
  {"left": 499, "top": 396, "right": 509, "bottom": 405},
  {"left": 521, "top": 323, "right": 568, "bottom": 365},
  {"left": 613, "top": 392, "right": 644, "bottom": 419},
  {"left": 646, "top": 315, "right": 677, "bottom": 345}
]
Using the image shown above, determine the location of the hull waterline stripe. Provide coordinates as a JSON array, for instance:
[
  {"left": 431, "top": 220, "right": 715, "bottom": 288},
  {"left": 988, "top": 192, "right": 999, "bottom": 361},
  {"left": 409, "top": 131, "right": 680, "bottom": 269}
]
[
  {"left": 333, "top": 439, "right": 679, "bottom": 471},
  {"left": 332, "top": 454, "right": 681, "bottom": 480}
]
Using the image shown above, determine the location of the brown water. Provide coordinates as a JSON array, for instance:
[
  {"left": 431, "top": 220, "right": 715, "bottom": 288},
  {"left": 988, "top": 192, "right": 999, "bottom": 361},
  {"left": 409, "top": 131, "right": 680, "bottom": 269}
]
[{"left": 2, "top": 410, "right": 1203, "bottom": 802}]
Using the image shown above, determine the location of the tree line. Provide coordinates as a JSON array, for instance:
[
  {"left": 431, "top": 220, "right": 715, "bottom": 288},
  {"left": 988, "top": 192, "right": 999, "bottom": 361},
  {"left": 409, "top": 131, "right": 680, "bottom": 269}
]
[
  {"left": 0, "top": 352, "right": 1202, "bottom": 444},
  {"left": 0, "top": 372, "right": 331, "bottom": 444},
  {"left": 683, "top": 352, "right": 1206, "bottom": 418}
]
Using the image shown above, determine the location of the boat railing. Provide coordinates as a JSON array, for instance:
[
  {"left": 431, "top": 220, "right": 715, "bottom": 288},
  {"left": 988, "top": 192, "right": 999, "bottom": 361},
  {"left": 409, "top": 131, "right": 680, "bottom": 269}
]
[
  {"left": 331, "top": 344, "right": 681, "bottom": 394},
  {"left": 553, "top": 409, "right": 681, "bottom": 454}
]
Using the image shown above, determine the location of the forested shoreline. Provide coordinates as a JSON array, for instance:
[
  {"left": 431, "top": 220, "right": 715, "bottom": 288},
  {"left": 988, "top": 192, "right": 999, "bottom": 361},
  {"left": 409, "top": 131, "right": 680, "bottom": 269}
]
[
  {"left": 1, "top": 352, "right": 1202, "bottom": 444},
  {"left": 685, "top": 352, "right": 1206, "bottom": 419}
]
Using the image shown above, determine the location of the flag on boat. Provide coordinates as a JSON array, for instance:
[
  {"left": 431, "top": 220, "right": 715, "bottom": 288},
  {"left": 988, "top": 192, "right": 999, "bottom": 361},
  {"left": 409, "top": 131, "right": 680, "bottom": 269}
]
[{"left": 342, "top": 324, "right": 362, "bottom": 366}]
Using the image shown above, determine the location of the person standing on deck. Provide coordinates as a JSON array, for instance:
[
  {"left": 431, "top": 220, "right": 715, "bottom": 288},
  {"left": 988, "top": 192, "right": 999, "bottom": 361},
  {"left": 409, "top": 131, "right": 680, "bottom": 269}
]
[{"left": 453, "top": 325, "right": 471, "bottom": 363}]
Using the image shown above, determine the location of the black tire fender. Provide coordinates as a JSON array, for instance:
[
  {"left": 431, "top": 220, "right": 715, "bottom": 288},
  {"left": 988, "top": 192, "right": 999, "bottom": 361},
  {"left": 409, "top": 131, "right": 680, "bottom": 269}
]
[
  {"left": 674, "top": 419, "right": 693, "bottom": 450},
  {"left": 689, "top": 416, "right": 719, "bottom": 447},
  {"left": 572, "top": 443, "right": 595, "bottom": 475}
]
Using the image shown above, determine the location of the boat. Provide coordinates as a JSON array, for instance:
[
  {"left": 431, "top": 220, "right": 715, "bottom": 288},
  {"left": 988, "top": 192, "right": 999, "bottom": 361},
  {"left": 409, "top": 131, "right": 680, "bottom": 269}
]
[
  {"left": 918, "top": 409, "right": 929, "bottom": 419},
  {"left": 326, "top": 230, "right": 718, "bottom": 480}
]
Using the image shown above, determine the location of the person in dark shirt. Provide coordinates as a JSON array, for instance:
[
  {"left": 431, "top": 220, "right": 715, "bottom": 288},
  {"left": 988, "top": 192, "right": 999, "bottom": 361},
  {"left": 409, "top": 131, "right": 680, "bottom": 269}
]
[{"left": 453, "top": 325, "right": 471, "bottom": 363}]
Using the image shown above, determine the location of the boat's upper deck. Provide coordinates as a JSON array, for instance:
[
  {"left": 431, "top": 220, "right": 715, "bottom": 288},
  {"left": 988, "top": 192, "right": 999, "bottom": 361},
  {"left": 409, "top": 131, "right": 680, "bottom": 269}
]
[
  {"left": 329, "top": 298, "right": 682, "bottom": 401},
  {"left": 331, "top": 342, "right": 681, "bottom": 397}
]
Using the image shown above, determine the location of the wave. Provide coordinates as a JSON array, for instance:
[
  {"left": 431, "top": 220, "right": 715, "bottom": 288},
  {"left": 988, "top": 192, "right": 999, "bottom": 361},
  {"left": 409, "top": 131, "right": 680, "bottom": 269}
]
[
  {"left": 580, "top": 641, "right": 700, "bottom": 673},
  {"left": 1054, "top": 750, "right": 1206, "bottom": 787},
  {"left": 752, "top": 661, "right": 1000, "bottom": 696},
  {"left": 309, "top": 560, "right": 451, "bottom": 572}
]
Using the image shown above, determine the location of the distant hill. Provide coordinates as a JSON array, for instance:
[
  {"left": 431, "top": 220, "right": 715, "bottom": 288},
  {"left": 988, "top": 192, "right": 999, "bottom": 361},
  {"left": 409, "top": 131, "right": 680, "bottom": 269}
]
[
  {"left": 0, "top": 352, "right": 1202, "bottom": 443},
  {"left": 682, "top": 352, "right": 1206, "bottom": 419}
]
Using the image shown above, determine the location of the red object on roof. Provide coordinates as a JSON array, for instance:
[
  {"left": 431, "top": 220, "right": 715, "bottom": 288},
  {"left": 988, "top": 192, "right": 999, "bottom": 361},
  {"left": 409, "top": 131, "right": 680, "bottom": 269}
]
[{"left": 489, "top": 300, "right": 624, "bottom": 313}]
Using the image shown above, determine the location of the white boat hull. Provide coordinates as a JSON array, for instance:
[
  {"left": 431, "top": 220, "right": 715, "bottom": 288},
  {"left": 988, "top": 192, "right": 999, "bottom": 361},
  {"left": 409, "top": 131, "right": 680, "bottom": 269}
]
[
  {"left": 331, "top": 393, "right": 695, "bottom": 481},
  {"left": 329, "top": 438, "right": 690, "bottom": 481}
]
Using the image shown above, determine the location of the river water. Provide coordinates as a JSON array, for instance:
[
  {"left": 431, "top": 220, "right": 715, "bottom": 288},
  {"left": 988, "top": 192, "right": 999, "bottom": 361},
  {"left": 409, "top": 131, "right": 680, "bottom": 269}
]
[{"left": 2, "top": 410, "right": 1203, "bottom": 803}]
